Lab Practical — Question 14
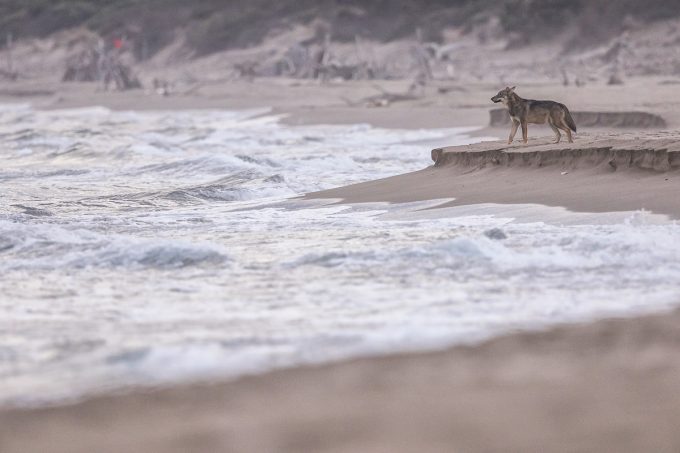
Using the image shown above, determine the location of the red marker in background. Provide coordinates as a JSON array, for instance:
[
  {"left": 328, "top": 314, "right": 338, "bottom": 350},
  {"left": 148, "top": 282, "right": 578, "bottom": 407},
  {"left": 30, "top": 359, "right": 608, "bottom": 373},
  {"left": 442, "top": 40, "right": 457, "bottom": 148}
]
[{"left": 113, "top": 38, "right": 123, "bottom": 49}]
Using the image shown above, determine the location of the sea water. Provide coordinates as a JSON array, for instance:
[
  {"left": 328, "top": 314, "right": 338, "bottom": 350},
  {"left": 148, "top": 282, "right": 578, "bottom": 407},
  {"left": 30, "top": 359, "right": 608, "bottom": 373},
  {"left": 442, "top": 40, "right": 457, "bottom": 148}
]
[{"left": 1, "top": 105, "right": 679, "bottom": 406}]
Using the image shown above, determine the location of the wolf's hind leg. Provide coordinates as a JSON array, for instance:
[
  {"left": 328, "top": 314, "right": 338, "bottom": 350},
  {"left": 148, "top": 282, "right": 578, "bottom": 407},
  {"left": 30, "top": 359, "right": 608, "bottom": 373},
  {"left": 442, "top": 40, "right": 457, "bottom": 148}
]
[
  {"left": 557, "top": 124, "right": 573, "bottom": 143},
  {"left": 557, "top": 111, "right": 574, "bottom": 143},
  {"left": 508, "top": 120, "right": 519, "bottom": 144},
  {"left": 548, "top": 120, "right": 561, "bottom": 143}
]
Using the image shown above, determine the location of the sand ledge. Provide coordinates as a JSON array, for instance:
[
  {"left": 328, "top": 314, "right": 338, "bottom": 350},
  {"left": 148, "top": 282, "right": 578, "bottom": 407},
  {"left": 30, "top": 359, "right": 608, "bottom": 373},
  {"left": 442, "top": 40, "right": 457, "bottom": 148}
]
[
  {"left": 309, "top": 132, "right": 680, "bottom": 218},
  {"left": 432, "top": 134, "right": 680, "bottom": 172}
]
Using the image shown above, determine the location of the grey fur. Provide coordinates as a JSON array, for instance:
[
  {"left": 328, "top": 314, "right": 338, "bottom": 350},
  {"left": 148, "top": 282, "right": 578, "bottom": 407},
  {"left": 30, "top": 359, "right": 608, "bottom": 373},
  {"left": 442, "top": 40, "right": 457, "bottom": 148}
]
[{"left": 491, "top": 87, "right": 576, "bottom": 144}]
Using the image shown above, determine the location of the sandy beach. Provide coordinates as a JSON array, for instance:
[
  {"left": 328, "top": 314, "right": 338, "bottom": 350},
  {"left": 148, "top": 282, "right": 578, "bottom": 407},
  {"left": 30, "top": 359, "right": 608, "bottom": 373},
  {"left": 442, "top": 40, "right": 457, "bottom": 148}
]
[
  {"left": 3, "top": 2, "right": 680, "bottom": 451},
  {"left": 3, "top": 75, "right": 680, "bottom": 131},
  {"left": 0, "top": 75, "right": 678, "bottom": 452}
]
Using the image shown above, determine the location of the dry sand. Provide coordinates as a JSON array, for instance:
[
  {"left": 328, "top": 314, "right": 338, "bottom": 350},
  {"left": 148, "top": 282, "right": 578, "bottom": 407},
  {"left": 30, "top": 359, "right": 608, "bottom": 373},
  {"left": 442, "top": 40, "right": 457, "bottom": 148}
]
[
  {"left": 3, "top": 76, "right": 680, "bottom": 131},
  {"left": 1, "top": 77, "right": 680, "bottom": 452}
]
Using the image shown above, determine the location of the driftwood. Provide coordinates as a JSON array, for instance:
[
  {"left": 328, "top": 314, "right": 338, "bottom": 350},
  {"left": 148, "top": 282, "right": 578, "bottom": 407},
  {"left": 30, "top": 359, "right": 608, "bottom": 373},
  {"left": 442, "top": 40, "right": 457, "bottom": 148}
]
[
  {"left": 317, "top": 63, "right": 372, "bottom": 81},
  {"left": 233, "top": 61, "right": 258, "bottom": 81},
  {"left": 361, "top": 92, "right": 418, "bottom": 107},
  {"left": 101, "top": 55, "right": 141, "bottom": 90},
  {"left": 271, "top": 33, "right": 384, "bottom": 81},
  {"left": 608, "top": 73, "right": 624, "bottom": 85},
  {"left": 413, "top": 28, "right": 433, "bottom": 82},
  {"left": 152, "top": 78, "right": 171, "bottom": 96},
  {"left": 256, "top": 29, "right": 439, "bottom": 82},
  {"left": 63, "top": 46, "right": 141, "bottom": 90},
  {"left": 62, "top": 49, "right": 99, "bottom": 82},
  {"left": 437, "top": 85, "right": 466, "bottom": 94},
  {"left": 343, "top": 84, "right": 421, "bottom": 108},
  {"left": 0, "top": 69, "right": 18, "bottom": 81},
  {"left": 3, "top": 32, "right": 17, "bottom": 81},
  {"left": 561, "top": 68, "right": 570, "bottom": 86}
]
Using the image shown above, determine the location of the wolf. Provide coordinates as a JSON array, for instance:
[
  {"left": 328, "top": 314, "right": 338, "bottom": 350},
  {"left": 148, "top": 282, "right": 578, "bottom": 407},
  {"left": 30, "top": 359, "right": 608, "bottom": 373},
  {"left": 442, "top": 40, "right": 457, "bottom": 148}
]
[{"left": 491, "top": 87, "right": 577, "bottom": 144}]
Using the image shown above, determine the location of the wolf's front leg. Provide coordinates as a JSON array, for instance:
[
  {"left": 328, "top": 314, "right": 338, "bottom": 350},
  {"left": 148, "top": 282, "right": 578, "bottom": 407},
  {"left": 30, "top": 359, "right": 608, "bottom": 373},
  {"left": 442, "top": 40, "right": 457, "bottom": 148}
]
[
  {"left": 508, "top": 120, "right": 519, "bottom": 144},
  {"left": 521, "top": 121, "right": 528, "bottom": 144}
]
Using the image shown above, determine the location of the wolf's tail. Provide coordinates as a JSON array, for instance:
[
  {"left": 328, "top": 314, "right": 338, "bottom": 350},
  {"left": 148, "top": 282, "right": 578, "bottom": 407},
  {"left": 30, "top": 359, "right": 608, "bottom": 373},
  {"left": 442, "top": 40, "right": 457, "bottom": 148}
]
[{"left": 563, "top": 106, "right": 577, "bottom": 132}]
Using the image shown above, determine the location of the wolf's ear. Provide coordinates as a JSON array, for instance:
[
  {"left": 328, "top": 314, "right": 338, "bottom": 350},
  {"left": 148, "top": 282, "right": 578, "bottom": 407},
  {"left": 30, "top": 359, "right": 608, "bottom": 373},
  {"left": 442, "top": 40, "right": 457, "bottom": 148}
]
[{"left": 510, "top": 86, "right": 516, "bottom": 91}]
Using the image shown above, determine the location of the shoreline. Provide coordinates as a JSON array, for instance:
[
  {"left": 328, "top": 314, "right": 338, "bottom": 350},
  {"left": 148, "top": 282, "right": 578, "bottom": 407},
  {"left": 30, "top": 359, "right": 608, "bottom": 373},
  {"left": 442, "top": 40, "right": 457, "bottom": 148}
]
[{"left": 308, "top": 133, "right": 680, "bottom": 219}]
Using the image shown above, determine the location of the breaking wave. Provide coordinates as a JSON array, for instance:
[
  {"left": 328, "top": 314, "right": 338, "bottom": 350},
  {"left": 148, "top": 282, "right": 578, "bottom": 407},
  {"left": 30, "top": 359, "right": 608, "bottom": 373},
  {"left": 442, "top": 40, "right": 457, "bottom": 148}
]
[
  {"left": 0, "top": 220, "right": 229, "bottom": 270},
  {"left": 2, "top": 104, "right": 679, "bottom": 407}
]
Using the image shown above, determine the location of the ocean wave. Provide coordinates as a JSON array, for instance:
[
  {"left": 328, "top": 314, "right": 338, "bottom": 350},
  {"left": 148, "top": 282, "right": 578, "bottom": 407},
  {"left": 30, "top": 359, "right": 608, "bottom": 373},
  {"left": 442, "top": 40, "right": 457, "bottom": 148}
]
[
  {"left": 162, "top": 173, "right": 293, "bottom": 202},
  {"left": 4, "top": 104, "right": 680, "bottom": 408},
  {"left": 0, "top": 220, "right": 228, "bottom": 270},
  {"left": 282, "top": 222, "right": 680, "bottom": 279},
  {"left": 285, "top": 250, "right": 377, "bottom": 268},
  {"left": 130, "top": 155, "right": 268, "bottom": 176},
  {"left": 77, "top": 242, "right": 228, "bottom": 269}
]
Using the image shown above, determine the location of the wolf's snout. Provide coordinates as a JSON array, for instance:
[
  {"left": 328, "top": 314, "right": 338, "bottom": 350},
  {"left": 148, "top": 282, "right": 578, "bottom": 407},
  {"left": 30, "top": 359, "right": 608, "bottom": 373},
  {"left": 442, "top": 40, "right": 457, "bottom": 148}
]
[{"left": 491, "top": 97, "right": 500, "bottom": 103}]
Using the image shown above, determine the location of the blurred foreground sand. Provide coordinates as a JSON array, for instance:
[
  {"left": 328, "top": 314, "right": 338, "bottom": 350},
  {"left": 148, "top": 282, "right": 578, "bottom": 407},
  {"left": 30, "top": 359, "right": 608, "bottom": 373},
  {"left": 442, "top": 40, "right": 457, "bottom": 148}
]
[{"left": 2, "top": 309, "right": 680, "bottom": 452}]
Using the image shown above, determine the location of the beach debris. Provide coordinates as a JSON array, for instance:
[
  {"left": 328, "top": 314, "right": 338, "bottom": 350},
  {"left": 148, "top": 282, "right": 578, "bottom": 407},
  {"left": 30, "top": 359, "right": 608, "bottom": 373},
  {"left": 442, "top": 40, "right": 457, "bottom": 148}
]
[
  {"left": 152, "top": 78, "right": 171, "bottom": 96},
  {"left": 273, "top": 36, "right": 377, "bottom": 81},
  {"left": 437, "top": 85, "right": 466, "bottom": 94},
  {"left": 561, "top": 68, "right": 570, "bottom": 86},
  {"left": 484, "top": 228, "right": 507, "bottom": 240},
  {"left": 0, "top": 68, "right": 18, "bottom": 81},
  {"left": 608, "top": 73, "right": 624, "bottom": 85},
  {"left": 62, "top": 39, "right": 142, "bottom": 91},
  {"left": 343, "top": 84, "right": 421, "bottom": 108},
  {"left": 561, "top": 171, "right": 569, "bottom": 175},
  {"left": 234, "top": 61, "right": 259, "bottom": 81},
  {"left": 62, "top": 48, "right": 99, "bottom": 82},
  {"left": 2, "top": 32, "right": 18, "bottom": 81},
  {"left": 268, "top": 28, "right": 440, "bottom": 82},
  {"left": 413, "top": 28, "right": 433, "bottom": 82}
]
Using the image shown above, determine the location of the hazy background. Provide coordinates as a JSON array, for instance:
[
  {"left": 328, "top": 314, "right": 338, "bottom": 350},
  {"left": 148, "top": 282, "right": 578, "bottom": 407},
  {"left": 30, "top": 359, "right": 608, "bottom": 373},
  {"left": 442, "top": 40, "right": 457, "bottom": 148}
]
[{"left": 2, "top": 0, "right": 680, "bottom": 88}]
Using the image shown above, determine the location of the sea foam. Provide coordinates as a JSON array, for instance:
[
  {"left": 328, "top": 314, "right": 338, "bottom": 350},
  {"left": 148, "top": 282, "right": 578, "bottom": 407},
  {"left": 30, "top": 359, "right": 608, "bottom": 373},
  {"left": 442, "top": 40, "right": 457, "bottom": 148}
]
[{"left": 0, "top": 105, "right": 678, "bottom": 407}]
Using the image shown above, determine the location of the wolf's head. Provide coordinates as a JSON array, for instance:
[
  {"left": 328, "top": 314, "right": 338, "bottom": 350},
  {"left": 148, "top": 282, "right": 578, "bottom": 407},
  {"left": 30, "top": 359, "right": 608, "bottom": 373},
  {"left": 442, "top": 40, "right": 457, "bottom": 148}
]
[{"left": 491, "top": 86, "right": 516, "bottom": 105}]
